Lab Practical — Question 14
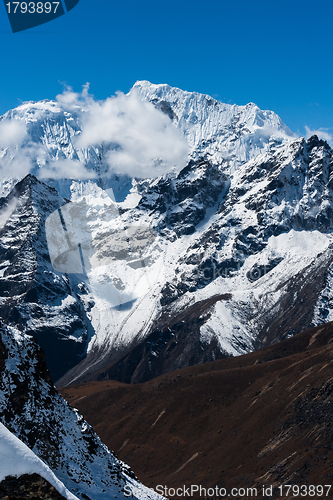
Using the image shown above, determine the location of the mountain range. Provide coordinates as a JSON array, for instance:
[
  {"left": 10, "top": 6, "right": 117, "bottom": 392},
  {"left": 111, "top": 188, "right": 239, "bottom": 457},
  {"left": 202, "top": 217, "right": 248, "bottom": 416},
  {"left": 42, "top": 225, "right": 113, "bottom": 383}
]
[
  {"left": 0, "top": 81, "right": 332, "bottom": 387},
  {"left": 0, "top": 80, "right": 333, "bottom": 497}
]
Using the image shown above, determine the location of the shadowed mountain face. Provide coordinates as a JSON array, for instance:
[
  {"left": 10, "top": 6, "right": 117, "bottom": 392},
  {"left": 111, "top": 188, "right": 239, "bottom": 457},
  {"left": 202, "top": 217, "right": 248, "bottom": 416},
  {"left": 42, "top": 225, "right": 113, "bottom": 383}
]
[
  {"left": 0, "top": 175, "right": 92, "bottom": 382},
  {"left": 0, "top": 322, "right": 166, "bottom": 500},
  {"left": 60, "top": 321, "right": 333, "bottom": 497}
]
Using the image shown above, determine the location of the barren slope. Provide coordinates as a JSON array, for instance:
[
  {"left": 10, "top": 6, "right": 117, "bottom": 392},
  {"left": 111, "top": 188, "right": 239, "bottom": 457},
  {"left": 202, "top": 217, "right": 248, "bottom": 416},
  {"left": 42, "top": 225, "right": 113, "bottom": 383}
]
[{"left": 60, "top": 322, "right": 333, "bottom": 498}]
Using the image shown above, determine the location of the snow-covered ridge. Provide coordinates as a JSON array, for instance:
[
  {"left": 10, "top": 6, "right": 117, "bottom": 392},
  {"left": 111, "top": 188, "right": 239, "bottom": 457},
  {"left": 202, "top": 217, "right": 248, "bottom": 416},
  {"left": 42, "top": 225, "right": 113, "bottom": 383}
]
[
  {"left": 0, "top": 321, "right": 165, "bottom": 500},
  {"left": 132, "top": 80, "right": 297, "bottom": 171},
  {"left": 0, "top": 80, "right": 296, "bottom": 200}
]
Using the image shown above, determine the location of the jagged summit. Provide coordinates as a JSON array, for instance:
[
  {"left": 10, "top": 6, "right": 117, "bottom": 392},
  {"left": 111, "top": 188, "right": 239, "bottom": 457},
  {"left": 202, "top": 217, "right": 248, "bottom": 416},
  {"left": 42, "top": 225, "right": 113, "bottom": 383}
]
[
  {"left": 0, "top": 80, "right": 296, "bottom": 199},
  {"left": 4, "top": 98, "right": 61, "bottom": 115},
  {"left": 132, "top": 80, "right": 296, "bottom": 171},
  {"left": 7, "top": 173, "right": 61, "bottom": 198}
]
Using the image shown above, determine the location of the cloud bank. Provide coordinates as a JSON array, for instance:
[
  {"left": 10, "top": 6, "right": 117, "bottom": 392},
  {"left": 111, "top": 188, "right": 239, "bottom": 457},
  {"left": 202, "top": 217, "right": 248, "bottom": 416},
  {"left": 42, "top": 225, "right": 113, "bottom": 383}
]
[
  {"left": 38, "top": 159, "right": 97, "bottom": 181},
  {"left": 0, "top": 120, "right": 27, "bottom": 148},
  {"left": 0, "top": 120, "right": 35, "bottom": 180}
]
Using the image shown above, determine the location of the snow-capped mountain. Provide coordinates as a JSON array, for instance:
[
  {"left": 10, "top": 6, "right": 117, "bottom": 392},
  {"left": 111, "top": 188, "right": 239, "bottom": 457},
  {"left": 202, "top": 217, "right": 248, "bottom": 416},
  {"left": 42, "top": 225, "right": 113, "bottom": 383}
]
[
  {"left": 132, "top": 80, "right": 296, "bottom": 170},
  {"left": 60, "top": 134, "right": 333, "bottom": 384},
  {"left": 0, "top": 80, "right": 295, "bottom": 200},
  {"left": 0, "top": 321, "right": 164, "bottom": 500},
  {"left": 0, "top": 80, "right": 332, "bottom": 386}
]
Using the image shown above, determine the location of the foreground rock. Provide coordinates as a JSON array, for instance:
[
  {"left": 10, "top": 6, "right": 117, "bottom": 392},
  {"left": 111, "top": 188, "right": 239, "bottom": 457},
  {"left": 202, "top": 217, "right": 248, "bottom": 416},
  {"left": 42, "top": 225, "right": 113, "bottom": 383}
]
[
  {"left": 0, "top": 321, "right": 164, "bottom": 500},
  {"left": 0, "top": 474, "right": 67, "bottom": 500}
]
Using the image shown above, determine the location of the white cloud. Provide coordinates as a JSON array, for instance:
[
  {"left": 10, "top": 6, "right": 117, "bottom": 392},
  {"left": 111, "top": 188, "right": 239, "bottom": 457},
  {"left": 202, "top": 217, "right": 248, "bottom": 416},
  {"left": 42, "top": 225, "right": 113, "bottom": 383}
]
[
  {"left": 0, "top": 147, "right": 34, "bottom": 180},
  {"left": 56, "top": 83, "right": 92, "bottom": 107},
  {"left": 0, "top": 84, "right": 189, "bottom": 184},
  {"left": 38, "top": 159, "right": 97, "bottom": 180},
  {"left": 0, "top": 197, "right": 18, "bottom": 229},
  {"left": 0, "top": 120, "right": 27, "bottom": 148},
  {"left": 305, "top": 126, "right": 333, "bottom": 145},
  {"left": 0, "top": 121, "right": 44, "bottom": 181},
  {"left": 58, "top": 86, "right": 189, "bottom": 179}
]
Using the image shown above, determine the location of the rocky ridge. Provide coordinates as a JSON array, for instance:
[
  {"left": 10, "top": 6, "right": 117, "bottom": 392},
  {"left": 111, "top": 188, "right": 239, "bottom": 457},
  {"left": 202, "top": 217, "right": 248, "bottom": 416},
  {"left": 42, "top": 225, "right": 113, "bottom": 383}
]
[{"left": 0, "top": 321, "right": 164, "bottom": 500}]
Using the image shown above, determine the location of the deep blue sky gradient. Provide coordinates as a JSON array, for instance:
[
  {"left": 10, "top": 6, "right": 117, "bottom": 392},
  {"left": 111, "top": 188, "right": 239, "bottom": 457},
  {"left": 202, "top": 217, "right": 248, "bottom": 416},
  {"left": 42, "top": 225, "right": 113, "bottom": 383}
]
[{"left": 0, "top": 0, "right": 332, "bottom": 137}]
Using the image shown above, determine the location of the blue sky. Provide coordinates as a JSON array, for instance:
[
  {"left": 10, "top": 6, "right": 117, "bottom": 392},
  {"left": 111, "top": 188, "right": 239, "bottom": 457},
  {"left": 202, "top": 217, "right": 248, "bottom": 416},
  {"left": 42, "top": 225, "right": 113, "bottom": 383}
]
[{"left": 0, "top": 0, "right": 332, "bottom": 140}]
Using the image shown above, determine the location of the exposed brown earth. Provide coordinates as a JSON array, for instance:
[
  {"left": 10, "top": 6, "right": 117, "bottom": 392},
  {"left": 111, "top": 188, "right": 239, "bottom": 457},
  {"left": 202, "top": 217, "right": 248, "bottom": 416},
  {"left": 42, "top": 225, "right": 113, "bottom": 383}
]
[{"left": 59, "top": 322, "right": 333, "bottom": 499}]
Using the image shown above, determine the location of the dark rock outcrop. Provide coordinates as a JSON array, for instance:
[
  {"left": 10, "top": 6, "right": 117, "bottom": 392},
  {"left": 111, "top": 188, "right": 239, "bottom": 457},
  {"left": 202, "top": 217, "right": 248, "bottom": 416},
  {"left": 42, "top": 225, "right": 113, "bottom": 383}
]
[{"left": 0, "top": 474, "right": 67, "bottom": 500}]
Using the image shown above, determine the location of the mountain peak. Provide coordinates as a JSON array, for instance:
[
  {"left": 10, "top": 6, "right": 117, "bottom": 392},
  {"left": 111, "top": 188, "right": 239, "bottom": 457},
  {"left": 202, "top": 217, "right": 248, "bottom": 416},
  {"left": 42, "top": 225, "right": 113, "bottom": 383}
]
[
  {"left": 8, "top": 174, "right": 63, "bottom": 208},
  {"left": 306, "top": 134, "right": 332, "bottom": 151},
  {"left": 132, "top": 80, "right": 297, "bottom": 172}
]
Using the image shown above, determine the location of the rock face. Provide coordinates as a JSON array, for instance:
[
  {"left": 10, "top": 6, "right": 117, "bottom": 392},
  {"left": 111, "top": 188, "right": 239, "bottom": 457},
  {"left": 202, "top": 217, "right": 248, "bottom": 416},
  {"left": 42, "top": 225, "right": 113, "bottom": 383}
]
[
  {"left": 0, "top": 474, "right": 67, "bottom": 500},
  {"left": 0, "top": 81, "right": 333, "bottom": 386},
  {"left": 59, "top": 134, "right": 333, "bottom": 385},
  {"left": 0, "top": 322, "right": 164, "bottom": 500},
  {"left": 0, "top": 175, "right": 91, "bottom": 382}
]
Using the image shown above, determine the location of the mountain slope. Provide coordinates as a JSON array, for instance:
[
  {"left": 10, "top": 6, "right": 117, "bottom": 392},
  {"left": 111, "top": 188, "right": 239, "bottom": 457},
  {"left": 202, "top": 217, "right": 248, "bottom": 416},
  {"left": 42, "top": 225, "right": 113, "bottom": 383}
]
[
  {"left": 0, "top": 321, "right": 165, "bottom": 500},
  {"left": 60, "top": 321, "right": 333, "bottom": 496},
  {"left": 59, "top": 135, "right": 333, "bottom": 385}
]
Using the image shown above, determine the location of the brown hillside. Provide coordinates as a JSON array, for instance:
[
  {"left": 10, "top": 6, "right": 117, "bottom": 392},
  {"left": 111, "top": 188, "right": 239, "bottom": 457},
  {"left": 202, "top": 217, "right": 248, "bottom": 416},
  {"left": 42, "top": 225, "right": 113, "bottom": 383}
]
[{"left": 59, "top": 322, "right": 333, "bottom": 499}]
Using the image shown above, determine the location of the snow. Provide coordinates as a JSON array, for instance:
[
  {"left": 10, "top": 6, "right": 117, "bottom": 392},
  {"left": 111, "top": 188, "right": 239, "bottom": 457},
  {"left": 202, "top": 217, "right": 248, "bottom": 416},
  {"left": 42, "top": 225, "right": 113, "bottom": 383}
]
[
  {"left": 133, "top": 80, "right": 296, "bottom": 172},
  {"left": 1, "top": 80, "right": 332, "bottom": 391},
  {"left": 0, "top": 422, "right": 79, "bottom": 500},
  {"left": 312, "top": 263, "right": 333, "bottom": 325},
  {"left": 0, "top": 323, "right": 167, "bottom": 500},
  {"left": 199, "top": 230, "right": 333, "bottom": 353},
  {"left": 119, "top": 190, "right": 142, "bottom": 209}
]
